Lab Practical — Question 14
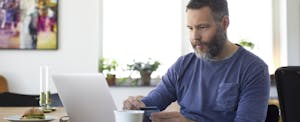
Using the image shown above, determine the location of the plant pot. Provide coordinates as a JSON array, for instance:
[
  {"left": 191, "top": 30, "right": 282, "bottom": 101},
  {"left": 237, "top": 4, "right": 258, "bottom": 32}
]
[
  {"left": 140, "top": 71, "right": 152, "bottom": 86},
  {"left": 106, "top": 74, "right": 116, "bottom": 86}
]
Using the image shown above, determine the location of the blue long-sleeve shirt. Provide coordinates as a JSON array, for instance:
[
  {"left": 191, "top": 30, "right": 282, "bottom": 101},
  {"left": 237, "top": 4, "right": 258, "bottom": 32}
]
[{"left": 141, "top": 46, "right": 270, "bottom": 122}]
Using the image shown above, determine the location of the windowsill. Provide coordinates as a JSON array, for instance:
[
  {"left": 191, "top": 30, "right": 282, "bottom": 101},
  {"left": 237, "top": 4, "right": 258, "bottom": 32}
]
[{"left": 110, "top": 78, "right": 161, "bottom": 87}]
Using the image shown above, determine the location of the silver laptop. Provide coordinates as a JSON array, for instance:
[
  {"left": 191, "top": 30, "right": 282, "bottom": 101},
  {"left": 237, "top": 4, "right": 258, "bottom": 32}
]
[{"left": 52, "top": 73, "right": 117, "bottom": 122}]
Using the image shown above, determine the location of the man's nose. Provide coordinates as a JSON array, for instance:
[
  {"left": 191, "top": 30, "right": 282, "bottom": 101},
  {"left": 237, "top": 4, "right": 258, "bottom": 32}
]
[{"left": 190, "top": 30, "right": 201, "bottom": 41}]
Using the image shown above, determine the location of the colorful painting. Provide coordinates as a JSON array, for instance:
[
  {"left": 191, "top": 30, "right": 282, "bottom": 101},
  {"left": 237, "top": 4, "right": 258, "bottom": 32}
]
[{"left": 0, "top": 0, "right": 58, "bottom": 50}]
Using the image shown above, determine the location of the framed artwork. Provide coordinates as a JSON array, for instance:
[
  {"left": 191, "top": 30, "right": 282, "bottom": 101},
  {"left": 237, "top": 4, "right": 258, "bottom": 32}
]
[{"left": 0, "top": 0, "right": 58, "bottom": 50}]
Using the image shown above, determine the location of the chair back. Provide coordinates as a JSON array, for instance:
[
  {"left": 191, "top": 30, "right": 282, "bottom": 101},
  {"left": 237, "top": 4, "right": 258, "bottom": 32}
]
[
  {"left": 275, "top": 66, "right": 300, "bottom": 122},
  {"left": 265, "top": 104, "right": 280, "bottom": 122},
  {"left": 0, "top": 75, "right": 8, "bottom": 93}
]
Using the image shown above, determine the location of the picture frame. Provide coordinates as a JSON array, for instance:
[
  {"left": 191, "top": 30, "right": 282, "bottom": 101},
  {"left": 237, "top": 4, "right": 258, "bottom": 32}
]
[{"left": 0, "top": 0, "right": 58, "bottom": 50}]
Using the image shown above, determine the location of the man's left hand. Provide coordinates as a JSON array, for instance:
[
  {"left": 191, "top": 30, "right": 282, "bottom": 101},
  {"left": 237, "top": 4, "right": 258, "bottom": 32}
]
[{"left": 150, "top": 111, "right": 196, "bottom": 122}]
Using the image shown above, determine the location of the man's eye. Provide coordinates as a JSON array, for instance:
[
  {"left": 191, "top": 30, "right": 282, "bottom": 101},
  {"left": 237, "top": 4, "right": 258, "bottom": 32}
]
[
  {"left": 187, "top": 27, "right": 193, "bottom": 31},
  {"left": 199, "top": 26, "right": 208, "bottom": 30}
]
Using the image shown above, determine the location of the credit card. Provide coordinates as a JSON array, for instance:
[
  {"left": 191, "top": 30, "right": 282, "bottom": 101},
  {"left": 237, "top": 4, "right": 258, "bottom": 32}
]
[{"left": 140, "top": 106, "right": 160, "bottom": 122}]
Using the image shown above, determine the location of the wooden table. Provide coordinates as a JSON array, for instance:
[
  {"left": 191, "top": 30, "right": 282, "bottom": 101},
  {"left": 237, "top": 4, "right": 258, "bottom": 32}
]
[{"left": 0, "top": 107, "right": 66, "bottom": 122}]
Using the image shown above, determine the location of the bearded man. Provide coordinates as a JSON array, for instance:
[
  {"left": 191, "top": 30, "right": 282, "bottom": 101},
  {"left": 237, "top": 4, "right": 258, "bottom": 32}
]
[{"left": 123, "top": 0, "right": 270, "bottom": 121}]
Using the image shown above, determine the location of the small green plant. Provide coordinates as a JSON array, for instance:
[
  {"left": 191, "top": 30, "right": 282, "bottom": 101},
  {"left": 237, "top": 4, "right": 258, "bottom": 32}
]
[
  {"left": 127, "top": 58, "right": 160, "bottom": 86},
  {"left": 99, "top": 58, "right": 119, "bottom": 86},
  {"left": 99, "top": 58, "right": 118, "bottom": 75},
  {"left": 127, "top": 59, "right": 160, "bottom": 73},
  {"left": 239, "top": 39, "right": 255, "bottom": 50}
]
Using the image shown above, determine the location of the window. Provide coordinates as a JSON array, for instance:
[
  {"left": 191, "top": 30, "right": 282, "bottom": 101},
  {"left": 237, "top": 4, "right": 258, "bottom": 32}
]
[
  {"left": 103, "top": 0, "right": 181, "bottom": 78},
  {"left": 103, "top": 0, "right": 276, "bottom": 77},
  {"left": 227, "top": 0, "right": 274, "bottom": 72}
]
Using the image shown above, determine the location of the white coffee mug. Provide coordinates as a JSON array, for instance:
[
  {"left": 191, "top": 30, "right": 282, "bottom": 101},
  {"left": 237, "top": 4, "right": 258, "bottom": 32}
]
[{"left": 114, "top": 110, "right": 144, "bottom": 122}]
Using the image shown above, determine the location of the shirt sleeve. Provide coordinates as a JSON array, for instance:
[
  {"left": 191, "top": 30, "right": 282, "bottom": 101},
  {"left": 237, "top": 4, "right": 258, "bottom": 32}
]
[
  {"left": 235, "top": 62, "right": 270, "bottom": 122},
  {"left": 141, "top": 56, "right": 183, "bottom": 111}
]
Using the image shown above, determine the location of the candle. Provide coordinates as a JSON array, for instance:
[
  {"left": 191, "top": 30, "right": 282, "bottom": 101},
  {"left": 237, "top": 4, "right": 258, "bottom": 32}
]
[
  {"left": 45, "top": 66, "right": 49, "bottom": 92},
  {"left": 39, "top": 66, "right": 46, "bottom": 108},
  {"left": 40, "top": 66, "right": 44, "bottom": 93}
]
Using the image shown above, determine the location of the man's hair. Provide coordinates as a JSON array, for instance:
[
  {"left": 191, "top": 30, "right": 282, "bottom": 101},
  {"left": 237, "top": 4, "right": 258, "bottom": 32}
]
[{"left": 186, "top": 0, "right": 229, "bottom": 22}]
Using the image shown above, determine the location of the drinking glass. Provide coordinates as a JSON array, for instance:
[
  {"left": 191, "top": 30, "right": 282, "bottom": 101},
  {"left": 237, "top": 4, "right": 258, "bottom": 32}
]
[{"left": 39, "top": 65, "right": 52, "bottom": 111}]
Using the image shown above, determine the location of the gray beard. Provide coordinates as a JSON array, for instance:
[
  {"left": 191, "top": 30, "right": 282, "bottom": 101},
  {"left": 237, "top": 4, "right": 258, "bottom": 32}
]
[{"left": 194, "top": 27, "right": 227, "bottom": 60}]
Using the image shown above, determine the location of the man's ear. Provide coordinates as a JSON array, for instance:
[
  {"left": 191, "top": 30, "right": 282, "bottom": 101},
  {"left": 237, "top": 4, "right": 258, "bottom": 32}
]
[{"left": 222, "top": 16, "right": 229, "bottom": 30}]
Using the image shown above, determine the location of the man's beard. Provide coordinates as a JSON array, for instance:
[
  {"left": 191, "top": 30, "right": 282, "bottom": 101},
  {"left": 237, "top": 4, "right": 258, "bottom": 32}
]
[{"left": 192, "top": 26, "right": 227, "bottom": 60}]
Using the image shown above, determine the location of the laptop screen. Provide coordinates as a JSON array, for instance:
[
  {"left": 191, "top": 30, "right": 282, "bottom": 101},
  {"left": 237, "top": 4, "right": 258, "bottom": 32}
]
[{"left": 52, "top": 73, "right": 116, "bottom": 122}]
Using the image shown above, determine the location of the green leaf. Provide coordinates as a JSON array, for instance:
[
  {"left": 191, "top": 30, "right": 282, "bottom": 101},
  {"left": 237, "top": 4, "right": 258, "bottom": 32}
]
[
  {"left": 238, "top": 39, "right": 255, "bottom": 49},
  {"left": 99, "top": 58, "right": 119, "bottom": 73}
]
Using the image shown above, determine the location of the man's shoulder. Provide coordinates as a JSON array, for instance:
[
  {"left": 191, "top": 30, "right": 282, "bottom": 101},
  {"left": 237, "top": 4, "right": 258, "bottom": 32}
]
[
  {"left": 171, "top": 52, "right": 198, "bottom": 73},
  {"left": 238, "top": 47, "right": 267, "bottom": 67},
  {"left": 177, "top": 52, "right": 198, "bottom": 64},
  {"left": 181, "top": 52, "right": 196, "bottom": 59},
  {"left": 237, "top": 47, "right": 255, "bottom": 58}
]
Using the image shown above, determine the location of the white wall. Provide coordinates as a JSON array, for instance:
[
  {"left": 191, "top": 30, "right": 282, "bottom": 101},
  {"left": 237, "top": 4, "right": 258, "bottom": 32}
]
[
  {"left": 99, "top": 0, "right": 103, "bottom": 58},
  {"left": 0, "top": 0, "right": 100, "bottom": 94},
  {"left": 181, "top": 0, "right": 193, "bottom": 55}
]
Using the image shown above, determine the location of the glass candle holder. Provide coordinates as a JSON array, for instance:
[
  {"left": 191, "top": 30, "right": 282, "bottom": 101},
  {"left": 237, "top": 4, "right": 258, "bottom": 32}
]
[{"left": 39, "top": 65, "right": 52, "bottom": 111}]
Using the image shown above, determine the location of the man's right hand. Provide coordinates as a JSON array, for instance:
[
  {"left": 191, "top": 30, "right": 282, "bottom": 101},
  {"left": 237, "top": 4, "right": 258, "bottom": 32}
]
[{"left": 123, "top": 95, "right": 145, "bottom": 110}]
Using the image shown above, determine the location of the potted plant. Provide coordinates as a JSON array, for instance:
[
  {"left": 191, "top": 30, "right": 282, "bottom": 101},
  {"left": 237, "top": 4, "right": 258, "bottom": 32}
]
[
  {"left": 239, "top": 39, "right": 255, "bottom": 50},
  {"left": 127, "top": 59, "right": 160, "bottom": 86},
  {"left": 99, "top": 58, "right": 118, "bottom": 86}
]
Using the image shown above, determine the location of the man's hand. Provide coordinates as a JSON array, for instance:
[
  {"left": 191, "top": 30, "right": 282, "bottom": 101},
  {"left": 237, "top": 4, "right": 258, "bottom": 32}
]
[
  {"left": 123, "top": 95, "right": 145, "bottom": 110},
  {"left": 150, "top": 111, "right": 196, "bottom": 122}
]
